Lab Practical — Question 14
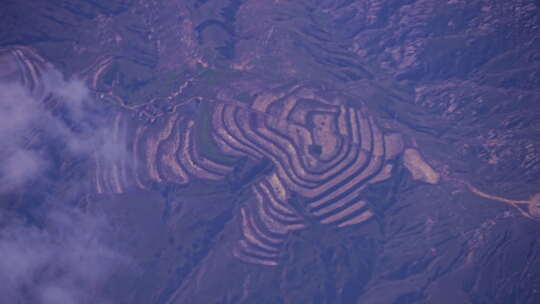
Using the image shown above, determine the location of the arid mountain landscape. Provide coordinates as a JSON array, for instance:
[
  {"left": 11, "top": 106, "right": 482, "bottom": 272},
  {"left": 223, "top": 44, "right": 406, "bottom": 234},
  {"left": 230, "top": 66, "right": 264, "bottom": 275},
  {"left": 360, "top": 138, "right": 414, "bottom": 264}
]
[{"left": 1, "top": 1, "right": 540, "bottom": 303}]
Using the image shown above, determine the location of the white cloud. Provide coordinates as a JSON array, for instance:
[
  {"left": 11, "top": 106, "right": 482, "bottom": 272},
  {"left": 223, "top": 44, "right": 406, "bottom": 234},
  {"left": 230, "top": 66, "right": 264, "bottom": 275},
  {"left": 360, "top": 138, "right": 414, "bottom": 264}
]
[
  {"left": 0, "top": 58, "right": 132, "bottom": 303},
  {"left": 0, "top": 208, "right": 130, "bottom": 304},
  {"left": 0, "top": 65, "right": 117, "bottom": 192},
  {"left": 0, "top": 149, "right": 47, "bottom": 193}
]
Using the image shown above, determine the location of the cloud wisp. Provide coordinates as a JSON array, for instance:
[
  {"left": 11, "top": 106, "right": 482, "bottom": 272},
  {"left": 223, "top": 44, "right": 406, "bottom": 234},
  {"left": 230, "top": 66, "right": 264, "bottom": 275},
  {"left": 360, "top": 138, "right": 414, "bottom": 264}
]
[
  {"left": 0, "top": 208, "right": 129, "bottom": 304},
  {"left": 0, "top": 64, "right": 119, "bottom": 191},
  {"left": 0, "top": 57, "right": 132, "bottom": 303}
]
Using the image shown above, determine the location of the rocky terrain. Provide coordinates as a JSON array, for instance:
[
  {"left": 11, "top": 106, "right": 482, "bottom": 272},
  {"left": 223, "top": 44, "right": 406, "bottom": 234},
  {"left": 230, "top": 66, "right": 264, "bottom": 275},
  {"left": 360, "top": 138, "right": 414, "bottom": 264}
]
[{"left": 1, "top": 0, "right": 540, "bottom": 303}]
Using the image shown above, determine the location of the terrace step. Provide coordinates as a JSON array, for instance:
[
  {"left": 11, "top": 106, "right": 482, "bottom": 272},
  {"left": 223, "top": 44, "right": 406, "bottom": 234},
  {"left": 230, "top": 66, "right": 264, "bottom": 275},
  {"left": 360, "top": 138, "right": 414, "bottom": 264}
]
[{"left": 89, "top": 81, "right": 412, "bottom": 266}]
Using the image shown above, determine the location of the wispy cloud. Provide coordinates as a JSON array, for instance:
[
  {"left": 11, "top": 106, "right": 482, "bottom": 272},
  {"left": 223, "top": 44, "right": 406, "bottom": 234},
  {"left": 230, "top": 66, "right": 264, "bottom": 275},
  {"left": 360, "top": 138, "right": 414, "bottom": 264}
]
[
  {"left": 0, "top": 208, "right": 129, "bottom": 304},
  {"left": 0, "top": 65, "right": 111, "bottom": 191},
  {"left": 0, "top": 60, "right": 131, "bottom": 303}
]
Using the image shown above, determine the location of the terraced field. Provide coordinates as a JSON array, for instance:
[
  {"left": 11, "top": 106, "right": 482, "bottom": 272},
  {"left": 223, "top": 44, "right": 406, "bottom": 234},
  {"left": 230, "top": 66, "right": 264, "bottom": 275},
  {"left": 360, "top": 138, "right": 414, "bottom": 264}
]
[
  {"left": 3, "top": 1, "right": 540, "bottom": 302},
  {"left": 89, "top": 72, "right": 446, "bottom": 266},
  {"left": 5, "top": 36, "right": 539, "bottom": 279},
  {"left": 0, "top": 46, "right": 48, "bottom": 97}
]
